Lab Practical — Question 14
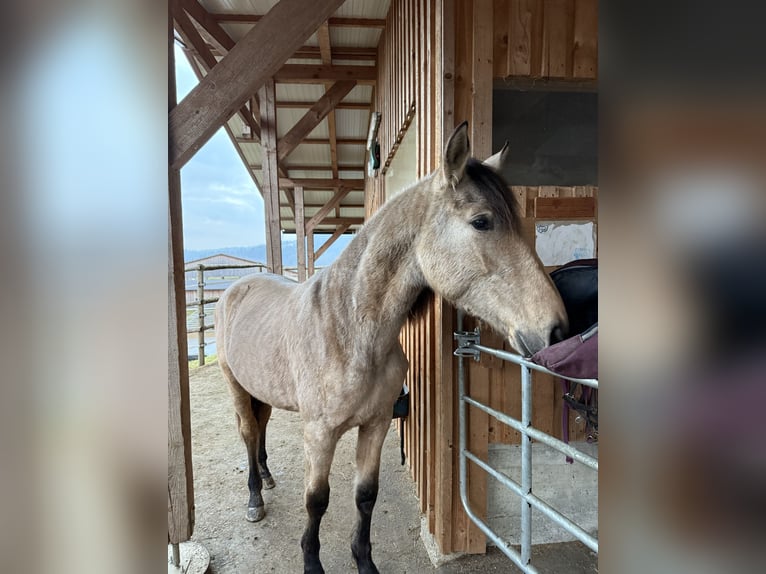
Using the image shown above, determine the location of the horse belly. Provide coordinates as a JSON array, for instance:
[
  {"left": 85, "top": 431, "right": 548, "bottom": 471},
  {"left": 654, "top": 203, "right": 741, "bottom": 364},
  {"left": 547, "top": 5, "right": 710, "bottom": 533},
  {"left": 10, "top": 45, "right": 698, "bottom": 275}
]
[{"left": 221, "top": 276, "right": 301, "bottom": 411}]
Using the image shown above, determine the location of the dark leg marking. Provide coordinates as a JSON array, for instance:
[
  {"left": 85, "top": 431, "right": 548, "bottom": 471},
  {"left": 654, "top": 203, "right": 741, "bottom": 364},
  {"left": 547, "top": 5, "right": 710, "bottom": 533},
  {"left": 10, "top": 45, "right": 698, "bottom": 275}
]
[
  {"left": 351, "top": 479, "right": 380, "bottom": 574},
  {"left": 301, "top": 483, "right": 330, "bottom": 574},
  {"left": 252, "top": 397, "right": 276, "bottom": 489},
  {"left": 244, "top": 423, "right": 265, "bottom": 522}
]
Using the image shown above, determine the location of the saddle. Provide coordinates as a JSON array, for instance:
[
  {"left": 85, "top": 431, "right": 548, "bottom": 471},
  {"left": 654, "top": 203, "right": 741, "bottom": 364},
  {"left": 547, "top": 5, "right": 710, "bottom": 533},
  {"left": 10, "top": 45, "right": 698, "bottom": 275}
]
[{"left": 532, "top": 259, "right": 598, "bottom": 449}]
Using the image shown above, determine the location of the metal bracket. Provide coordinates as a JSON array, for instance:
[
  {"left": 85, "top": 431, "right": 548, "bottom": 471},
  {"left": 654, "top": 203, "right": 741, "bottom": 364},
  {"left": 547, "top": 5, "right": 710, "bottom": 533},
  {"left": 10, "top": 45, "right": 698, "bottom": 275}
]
[{"left": 454, "top": 329, "right": 481, "bottom": 361}]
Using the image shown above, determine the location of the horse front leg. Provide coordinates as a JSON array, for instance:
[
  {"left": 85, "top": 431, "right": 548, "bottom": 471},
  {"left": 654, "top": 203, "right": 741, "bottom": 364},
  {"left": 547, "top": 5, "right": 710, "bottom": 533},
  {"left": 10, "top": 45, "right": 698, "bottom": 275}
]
[
  {"left": 351, "top": 418, "right": 389, "bottom": 574},
  {"left": 301, "top": 422, "right": 338, "bottom": 574}
]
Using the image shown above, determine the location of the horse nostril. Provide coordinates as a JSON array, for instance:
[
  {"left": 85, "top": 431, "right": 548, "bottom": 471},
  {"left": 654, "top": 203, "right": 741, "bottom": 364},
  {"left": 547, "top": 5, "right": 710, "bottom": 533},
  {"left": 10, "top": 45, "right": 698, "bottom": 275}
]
[{"left": 549, "top": 324, "right": 567, "bottom": 346}]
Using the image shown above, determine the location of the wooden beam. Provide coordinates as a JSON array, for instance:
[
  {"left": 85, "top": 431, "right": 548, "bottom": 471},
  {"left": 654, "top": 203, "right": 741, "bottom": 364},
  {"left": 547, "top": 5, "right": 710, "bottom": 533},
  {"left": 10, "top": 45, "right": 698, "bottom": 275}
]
[
  {"left": 172, "top": 5, "right": 260, "bottom": 140},
  {"left": 307, "top": 230, "right": 315, "bottom": 277},
  {"left": 251, "top": 164, "right": 364, "bottom": 171},
  {"left": 280, "top": 202, "right": 365, "bottom": 209},
  {"left": 201, "top": 43, "right": 377, "bottom": 62},
  {"left": 211, "top": 13, "right": 386, "bottom": 28},
  {"left": 318, "top": 22, "right": 340, "bottom": 181},
  {"left": 259, "top": 78, "right": 283, "bottom": 275},
  {"left": 294, "top": 216, "right": 363, "bottom": 227},
  {"left": 274, "top": 64, "right": 376, "bottom": 84},
  {"left": 314, "top": 222, "right": 352, "bottom": 261},
  {"left": 178, "top": 0, "right": 235, "bottom": 52},
  {"left": 169, "top": 0, "right": 346, "bottom": 169},
  {"left": 434, "top": 0, "right": 456, "bottom": 554},
  {"left": 168, "top": 11, "right": 194, "bottom": 545},
  {"left": 278, "top": 178, "right": 364, "bottom": 190},
  {"left": 276, "top": 80, "right": 357, "bottom": 162},
  {"left": 237, "top": 136, "right": 366, "bottom": 145},
  {"left": 295, "top": 186, "right": 306, "bottom": 282},
  {"left": 291, "top": 45, "right": 377, "bottom": 60},
  {"left": 306, "top": 187, "right": 354, "bottom": 231},
  {"left": 275, "top": 100, "right": 370, "bottom": 110}
]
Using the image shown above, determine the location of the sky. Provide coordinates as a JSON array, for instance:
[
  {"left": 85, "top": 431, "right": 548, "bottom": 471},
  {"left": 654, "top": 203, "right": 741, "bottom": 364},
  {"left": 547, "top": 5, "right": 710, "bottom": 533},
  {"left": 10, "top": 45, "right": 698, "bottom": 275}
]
[{"left": 174, "top": 45, "right": 266, "bottom": 250}]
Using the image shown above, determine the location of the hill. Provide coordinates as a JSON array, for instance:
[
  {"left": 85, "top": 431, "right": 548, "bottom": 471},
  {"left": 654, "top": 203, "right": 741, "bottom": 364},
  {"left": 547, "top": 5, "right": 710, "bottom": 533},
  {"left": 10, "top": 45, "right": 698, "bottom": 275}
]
[{"left": 184, "top": 235, "right": 354, "bottom": 266}]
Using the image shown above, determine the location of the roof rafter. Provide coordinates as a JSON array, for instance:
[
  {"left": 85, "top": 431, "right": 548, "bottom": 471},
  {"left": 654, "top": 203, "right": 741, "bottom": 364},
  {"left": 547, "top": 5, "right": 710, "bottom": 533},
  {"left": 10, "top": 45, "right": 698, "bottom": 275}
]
[
  {"left": 169, "top": 0, "right": 346, "bottom": 169},
  {"left": 279, "top": 178, "right": 364, "bottom": 190},
  {"left": 276, "top": 80, "right": 356, "bottom": 162},
  {"left": 210, "top": 13, "right": 386, "bottom": 28},
  {"left": 274, "top": 64, "right": 376, "bottom": 84},
  {"left": 306, "top": 187, "right": 356, "bottom": 231},
  {"left": 172, "top": 4, "right": 260, "bottom": 140}
]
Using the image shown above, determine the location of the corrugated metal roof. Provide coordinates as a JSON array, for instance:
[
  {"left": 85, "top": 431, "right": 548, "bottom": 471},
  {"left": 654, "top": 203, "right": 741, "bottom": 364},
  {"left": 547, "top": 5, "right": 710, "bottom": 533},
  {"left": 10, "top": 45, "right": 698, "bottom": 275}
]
[{"left": 183, "top": 0, "right": 391, "bottom": 236}]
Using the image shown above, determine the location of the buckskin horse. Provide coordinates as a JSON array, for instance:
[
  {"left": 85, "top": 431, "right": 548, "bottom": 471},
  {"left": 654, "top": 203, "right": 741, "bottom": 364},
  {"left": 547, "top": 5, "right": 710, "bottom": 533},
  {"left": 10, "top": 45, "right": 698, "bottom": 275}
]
[{"left": 215, "top": 122, "right": 567, "bottom": 574}]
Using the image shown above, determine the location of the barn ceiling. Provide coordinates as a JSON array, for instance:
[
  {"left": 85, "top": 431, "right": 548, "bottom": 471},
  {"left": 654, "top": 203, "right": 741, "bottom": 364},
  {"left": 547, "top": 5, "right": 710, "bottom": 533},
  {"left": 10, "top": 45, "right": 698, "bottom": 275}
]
[{"left": 172, "top": 0, "right": 389, "bottom": 235}]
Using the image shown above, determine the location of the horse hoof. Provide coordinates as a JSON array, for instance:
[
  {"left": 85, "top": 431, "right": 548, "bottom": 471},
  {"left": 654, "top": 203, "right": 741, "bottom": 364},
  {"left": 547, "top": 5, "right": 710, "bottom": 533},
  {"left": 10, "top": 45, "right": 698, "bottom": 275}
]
[
  {"left": 246, "top": 506, "right": 265, "bottom": 522},
  {"left": 358, "top": 562, "right": 379, "bottom": 574},
  {"left": 262, "top": 476, "right": 276, "bottom": 490}
]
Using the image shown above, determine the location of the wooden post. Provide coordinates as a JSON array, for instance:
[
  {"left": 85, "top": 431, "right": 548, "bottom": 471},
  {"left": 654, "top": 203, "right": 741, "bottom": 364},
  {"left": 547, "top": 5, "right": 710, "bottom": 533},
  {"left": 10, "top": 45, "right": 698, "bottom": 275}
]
[
  {"left": 196, "top": 265, "right": 205, "bottom": 366},
  {"left": 433, "top": 0, "right": 456, "bottom": 555},
  {"left": 307, "top": 230, "right": 315, "bottom": 277},
  {"left": 259, "top": 78, "right": 283, "bottom": 275},
  {"left": 295, "top": 186, "right": 307, "bottom": 282},
  {"left": 168, "top": 8, "right": 194, "bottom": 544}
]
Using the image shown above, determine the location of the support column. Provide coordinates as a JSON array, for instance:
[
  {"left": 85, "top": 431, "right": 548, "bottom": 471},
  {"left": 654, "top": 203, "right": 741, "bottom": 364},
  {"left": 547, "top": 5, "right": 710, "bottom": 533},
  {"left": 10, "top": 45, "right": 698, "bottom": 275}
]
[
  {"left": 307, "top": 229, "right": 315, "bottom": 277},
  {"left": 295, "top": 186, "right": 306, "bottom": 282},
  {"left": 168, "top": 8, "right": 194, "bottom": 545},
  {"left": 258, "top": 78, "right": 283, "bottom": 275}
]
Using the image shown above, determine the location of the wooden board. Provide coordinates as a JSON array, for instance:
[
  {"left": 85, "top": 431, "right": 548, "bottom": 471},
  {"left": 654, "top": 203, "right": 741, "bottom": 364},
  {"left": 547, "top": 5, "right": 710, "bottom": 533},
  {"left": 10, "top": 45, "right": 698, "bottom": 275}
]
[
  {"left": 168, "top": 12, "right": 194, "bottom": 542},
  {"left": 169, "top": 0, "right": 346, "bottom": 168},
  {"left": 534, "top": 196, "right": 596, "bottom": 219},
  {"left": 573, "top": 0, "right": 598, "bottom": 78}
]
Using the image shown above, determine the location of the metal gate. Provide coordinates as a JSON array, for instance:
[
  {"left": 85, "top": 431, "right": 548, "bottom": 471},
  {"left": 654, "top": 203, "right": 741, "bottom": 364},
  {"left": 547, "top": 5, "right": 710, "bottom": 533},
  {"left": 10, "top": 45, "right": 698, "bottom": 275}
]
[{"left": 454, "top": 324, "right": 598, "bottom": 574}]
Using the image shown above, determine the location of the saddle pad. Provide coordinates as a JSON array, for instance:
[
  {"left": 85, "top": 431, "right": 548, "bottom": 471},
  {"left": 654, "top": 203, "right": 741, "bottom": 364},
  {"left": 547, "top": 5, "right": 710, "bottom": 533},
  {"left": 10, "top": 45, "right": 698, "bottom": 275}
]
[{"left": 532, "top": 324, "right": 598, "bottom": 380}]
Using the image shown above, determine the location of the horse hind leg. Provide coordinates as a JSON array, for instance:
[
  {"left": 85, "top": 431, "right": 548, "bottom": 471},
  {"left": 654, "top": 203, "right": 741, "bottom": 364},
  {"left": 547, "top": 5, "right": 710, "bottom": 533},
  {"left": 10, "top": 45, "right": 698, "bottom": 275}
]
[
  {"left": 222, "top": 367, "right": 267, "bottom": 522},
  {"left": 351, "top": 419, "right": 389, "bottom": 574},
  {"left": 251, "top": 397, "right": 276, "bottom": 489}
]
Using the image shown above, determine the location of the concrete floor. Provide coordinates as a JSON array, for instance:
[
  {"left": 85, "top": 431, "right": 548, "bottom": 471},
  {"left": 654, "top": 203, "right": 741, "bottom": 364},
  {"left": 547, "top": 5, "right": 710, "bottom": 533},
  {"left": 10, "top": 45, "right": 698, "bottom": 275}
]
[{"left": 188, "top": 363, "right": 597, "bottom": 573}]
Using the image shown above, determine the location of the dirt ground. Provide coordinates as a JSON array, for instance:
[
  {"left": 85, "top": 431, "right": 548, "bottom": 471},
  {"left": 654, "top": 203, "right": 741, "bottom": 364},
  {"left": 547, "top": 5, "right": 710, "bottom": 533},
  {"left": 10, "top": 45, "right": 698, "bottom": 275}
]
[{"left": 188, "top": 362, "right": 597, "bottom": 574}]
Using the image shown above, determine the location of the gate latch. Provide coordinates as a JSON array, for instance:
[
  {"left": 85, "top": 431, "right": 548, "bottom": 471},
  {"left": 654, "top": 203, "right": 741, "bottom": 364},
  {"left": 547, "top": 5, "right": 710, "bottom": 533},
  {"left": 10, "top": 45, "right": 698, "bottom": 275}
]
[{"left": 454, "top": 329, "right": 481, "bottom": 361}]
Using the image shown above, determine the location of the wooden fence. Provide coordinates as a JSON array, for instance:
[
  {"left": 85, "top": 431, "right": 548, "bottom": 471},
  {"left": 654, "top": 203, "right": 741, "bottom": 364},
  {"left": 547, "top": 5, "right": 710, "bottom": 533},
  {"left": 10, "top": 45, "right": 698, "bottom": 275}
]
[{"left": 185, "top": 262, "right": 322, "bottom": 365}]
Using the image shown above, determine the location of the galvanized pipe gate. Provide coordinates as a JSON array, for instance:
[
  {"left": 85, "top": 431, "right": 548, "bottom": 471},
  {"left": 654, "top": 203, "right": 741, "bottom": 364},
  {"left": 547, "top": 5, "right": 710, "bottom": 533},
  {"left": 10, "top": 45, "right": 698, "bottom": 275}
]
[{"left": 454, "top": 322, "right": 599, "bottom": 573}]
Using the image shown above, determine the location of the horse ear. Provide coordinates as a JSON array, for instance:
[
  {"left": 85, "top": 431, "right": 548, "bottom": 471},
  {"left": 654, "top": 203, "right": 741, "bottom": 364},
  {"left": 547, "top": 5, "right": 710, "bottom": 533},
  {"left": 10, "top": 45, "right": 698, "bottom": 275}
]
[
  {"left": 484, "top": 140, "right": 510, "bottom": 171},
  {"left": 442, "top": 121, "right": 470, "bottom": 185}
]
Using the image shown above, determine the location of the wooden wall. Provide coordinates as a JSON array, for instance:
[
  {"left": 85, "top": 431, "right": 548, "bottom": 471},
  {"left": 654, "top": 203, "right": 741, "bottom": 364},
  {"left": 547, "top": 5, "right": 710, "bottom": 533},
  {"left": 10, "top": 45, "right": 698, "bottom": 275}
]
[
  {"left": 493, "top": 0, "right": 598, "bottom": 81},
  {"left": 367, "top": 0, "right": 598, "bottom": 557}
]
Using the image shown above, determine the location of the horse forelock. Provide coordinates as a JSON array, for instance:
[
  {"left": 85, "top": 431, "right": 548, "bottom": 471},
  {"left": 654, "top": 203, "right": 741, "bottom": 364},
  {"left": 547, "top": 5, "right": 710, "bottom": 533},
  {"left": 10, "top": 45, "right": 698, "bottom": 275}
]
[{"left": 459, "top": 158, "right": 520, "bottom": 231}]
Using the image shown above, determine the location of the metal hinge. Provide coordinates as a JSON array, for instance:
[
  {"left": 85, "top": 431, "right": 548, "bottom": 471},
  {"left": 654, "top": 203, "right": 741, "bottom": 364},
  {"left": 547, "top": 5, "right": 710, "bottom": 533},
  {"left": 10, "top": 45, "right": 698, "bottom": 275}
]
[{"left": 454, "top": 329, "right": 481, "bottom": 361}]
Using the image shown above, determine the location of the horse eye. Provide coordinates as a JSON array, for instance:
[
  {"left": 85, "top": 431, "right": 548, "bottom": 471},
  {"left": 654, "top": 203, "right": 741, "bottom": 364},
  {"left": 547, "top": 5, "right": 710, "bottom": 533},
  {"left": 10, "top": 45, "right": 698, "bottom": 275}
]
[{"left": 470, "top": 216, "right": 491, "bottom": 231}]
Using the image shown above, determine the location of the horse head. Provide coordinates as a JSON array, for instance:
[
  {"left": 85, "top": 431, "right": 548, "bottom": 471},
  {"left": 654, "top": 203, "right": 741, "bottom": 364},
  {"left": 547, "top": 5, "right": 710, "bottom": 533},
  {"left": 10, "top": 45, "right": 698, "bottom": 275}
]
[{"left": 416, "top": 122, "right": 568, "bottom": 355}]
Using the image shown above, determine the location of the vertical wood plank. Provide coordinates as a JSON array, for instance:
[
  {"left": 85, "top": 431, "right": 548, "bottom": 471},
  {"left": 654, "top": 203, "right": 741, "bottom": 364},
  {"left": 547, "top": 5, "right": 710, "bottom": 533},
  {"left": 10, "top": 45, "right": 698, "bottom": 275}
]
[
  {"left": 307, "top": 230, "right": 315, "bottom": 276},
  {"left": 493, "top": 0, "right": 510, "bottom": 78},
  {"left": 529, "top": 0, "right": 544, "bottom": 76},
  {"left": 295, "top": 186, "right": 306, "bottom": 281},
  {"left": 544, "top": 0, "right": 575, "bottom": 78},
  {"left": 426, "top": 0, "right": 435, "bottom": 172},
  {"left": 472, "top": 0, "right": 493, "bottom": 159},
  {"left": 426, "top": 297, "right": 436, "bottom": 532},
  {"left": 454, "top": 0, "right": 473, "bottom": 128},
  {"left": 258, "top": 78, "right": 283, "bottom": 275},
  {"left": 573, "top": 0, "right": 597, "bottom": 78},
  {"left": 465, "top": 323, "right": 489, "bottom": 554},
  {"left": 168, "top": 10, "right": 194, "bottom": 542},
  {"left": 433, "top": 0, "right": 456, "bottom": 553},
  {"left": 508, "top": 0, "right": 531, "bottom": 76}
]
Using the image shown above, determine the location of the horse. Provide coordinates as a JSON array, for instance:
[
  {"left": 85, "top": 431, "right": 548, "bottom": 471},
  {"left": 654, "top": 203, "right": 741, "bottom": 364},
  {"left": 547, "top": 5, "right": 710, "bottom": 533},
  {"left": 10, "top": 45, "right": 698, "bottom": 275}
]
[{"left": 215, "top": 122, "right": 568, "bottom": 574}]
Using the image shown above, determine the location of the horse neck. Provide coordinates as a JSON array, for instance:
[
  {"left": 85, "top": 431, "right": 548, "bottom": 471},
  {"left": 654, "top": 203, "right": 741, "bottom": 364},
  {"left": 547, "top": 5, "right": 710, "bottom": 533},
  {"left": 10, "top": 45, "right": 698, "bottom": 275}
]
[{"left": 323, "top": 177, "right": 432, "bottom": 343}]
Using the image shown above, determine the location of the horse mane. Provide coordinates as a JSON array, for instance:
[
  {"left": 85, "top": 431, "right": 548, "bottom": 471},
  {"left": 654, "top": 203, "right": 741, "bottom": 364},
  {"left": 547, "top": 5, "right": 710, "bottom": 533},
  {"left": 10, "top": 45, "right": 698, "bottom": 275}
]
[{"left": 463, "top": 158, "right": 521, "bottom": 232}]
